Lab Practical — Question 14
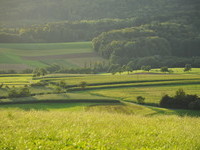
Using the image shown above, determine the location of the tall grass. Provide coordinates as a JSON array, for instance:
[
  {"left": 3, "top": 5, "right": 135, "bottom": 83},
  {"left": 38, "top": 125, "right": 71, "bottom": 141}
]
[{"left": 0, "top": 109, "right": 200, "bottom": 149}]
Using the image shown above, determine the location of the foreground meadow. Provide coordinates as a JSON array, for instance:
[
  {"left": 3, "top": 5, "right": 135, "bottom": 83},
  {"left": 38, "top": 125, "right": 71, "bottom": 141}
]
[
  {"left": 0, "top": 109, "right": 200, "bottom": 149},
  {"left": 0, "top": 71, "right": 200, "bottom": 149},
  {"left": 0, "top": 103, "right": 200, "bottom": 150}
]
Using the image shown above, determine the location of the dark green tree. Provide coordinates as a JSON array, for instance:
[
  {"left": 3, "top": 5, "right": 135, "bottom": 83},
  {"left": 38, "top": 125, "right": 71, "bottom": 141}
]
[{"left": 184, "top": 64, "right": 192, "bottom": 72}]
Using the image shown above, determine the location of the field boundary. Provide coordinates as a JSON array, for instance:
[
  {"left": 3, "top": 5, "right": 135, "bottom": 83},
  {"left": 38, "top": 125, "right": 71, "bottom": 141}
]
[
  {"left": 68, "top": 81, "right": 200, "bottom": 91},
  {"left": 0, "top": 99, "right": 120, "bottom": 105}
]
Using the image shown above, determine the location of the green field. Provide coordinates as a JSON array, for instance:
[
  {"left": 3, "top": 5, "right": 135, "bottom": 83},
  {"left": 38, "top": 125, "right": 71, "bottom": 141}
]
[
  {"left": 1, "top": 70, "right": 200, "bottom": 105},
  {"left": 1, "top": 70, "right": 200, "bottom": 149},
  {"left": 0, "top": 42, "right": 106, "bottom": 70},
  {"left": 0, "top": 102, "right": 200, "bottom": 149}
]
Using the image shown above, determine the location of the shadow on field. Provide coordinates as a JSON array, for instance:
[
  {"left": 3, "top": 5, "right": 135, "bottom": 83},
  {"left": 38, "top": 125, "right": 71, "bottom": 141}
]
[
  {"left": 0, "top": 103, "right": 96, "bottom": 111},
  {"left": 147, "top": 106, "right": 200, "bottom": 117}
]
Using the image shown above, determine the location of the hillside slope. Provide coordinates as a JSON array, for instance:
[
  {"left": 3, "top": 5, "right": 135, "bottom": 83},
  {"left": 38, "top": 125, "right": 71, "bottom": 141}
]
[{"left": 0, "top": 42, "right": 105, "bottom": 71}]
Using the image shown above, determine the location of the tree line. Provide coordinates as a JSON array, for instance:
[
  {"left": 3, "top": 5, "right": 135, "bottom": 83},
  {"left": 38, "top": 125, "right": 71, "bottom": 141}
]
[
  {"left": 93, "top": 22, "right": 200, "bottom": 66},
  {"left": 0, "top": 0, "right": 199, "bottom": 43},
  {"left": 160, "top": 89, "right": 200, "bottom": 110},
  {"left": 0, "top": 19, "right": 138, "bottom": 43},
  {"left": 1, "top": 0, "right": 199, "bottom": 26}
]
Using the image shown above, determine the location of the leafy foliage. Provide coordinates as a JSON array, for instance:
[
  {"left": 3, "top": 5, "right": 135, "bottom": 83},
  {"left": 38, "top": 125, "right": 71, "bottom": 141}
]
[
  {"left": 160, "top": 67, "right": 169, "bottom": 72},
  {"left": 184, "top": 64, "right": 192, "bottom": 72},
  {"left": 93, "top": 22, "right": 200, "bottom": 65},
  {"left": 160, "top": 89, "right": 200, "bottom": 110},
  {"left": 137, "top": 96, "right": 145, "bottom": 104},
  {"left": 78, "top": 81, "right": 87, "bottom": 89},
  {"left": 141, "top": 65, "right": 151, "bottom": 72},
  {"left": 8, "top": 87, "right": 31, "bottom": 98}
]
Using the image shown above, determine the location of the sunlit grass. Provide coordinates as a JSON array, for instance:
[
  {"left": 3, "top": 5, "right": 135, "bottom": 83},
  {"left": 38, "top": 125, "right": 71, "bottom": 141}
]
[{"left": 0, "top": 106, "right": 200, "bottom": 149}]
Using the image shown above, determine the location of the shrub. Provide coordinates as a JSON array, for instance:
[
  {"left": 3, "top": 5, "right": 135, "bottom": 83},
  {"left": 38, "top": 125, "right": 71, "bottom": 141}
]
[
  {"left": 8, "top": 87, "right": 31, "bottom": 98},
  {"left": 137, "top": 96, "right": 145, "bottom": 104},
  {"left": 188, "top": 99, "right": 200, "bottom": 110},
  {"left": 59, "top": 80, "right": 67, "bottom": 88},
  {"left": 160, "top": 94, "right": 174, "bottom": 108},
  {"left": 160, "top": 89, "right": 200, "bottom": 110},
  {"left": 160, "top": 67, "right": 169, "bottom": 72},
  {"left": 0, "top": 83, "right": 3, "bottom": 88},
  {"left": 184, "top": 64, "right": 192, "bottom": 72},
  {"left": 8, "top": 89, "right": 18, "bottom": 98},
  {"left": 78, "top": 81, "right": 87, "bottom": 89},
  {"left": 54, "top": 86, "right": 63, "bottom": 93},
  {"left": 19, "top": 88, "right": 31, "bottom": 97},
  {"left": 141, "top": 65, "right": 151, "bottom": 72}
]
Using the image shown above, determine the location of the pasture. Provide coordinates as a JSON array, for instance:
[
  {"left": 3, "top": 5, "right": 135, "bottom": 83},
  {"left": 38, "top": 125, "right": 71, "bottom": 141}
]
[
  {"left": 0, "top": 42, "right": 106, "bottom": 70},
  {"left": 1, "top": 71, "right": 200, "bottom": 105},
  {"left": 0, "top": 71, "right": 200, "bottom": 149},
  {"left": 0, "top": 103, "right": 200, "bottom": 149}
]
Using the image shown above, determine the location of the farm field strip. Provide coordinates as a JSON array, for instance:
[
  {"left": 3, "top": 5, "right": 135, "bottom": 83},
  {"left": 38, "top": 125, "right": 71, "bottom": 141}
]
[
  {"left": 68, "top": 80, "right": 200, "bottom": 93},
  {"left": 0, "top": 42, "right": 106, "bottom": 69},
  {"left": 89, "top": 84, "right": 200, "bottom": 104},
  {"left": 41, "top": 74, "right": 200, "bottom": 85},
  {"left": 49, "top": 77, "right": 200, "bottom": 88}
]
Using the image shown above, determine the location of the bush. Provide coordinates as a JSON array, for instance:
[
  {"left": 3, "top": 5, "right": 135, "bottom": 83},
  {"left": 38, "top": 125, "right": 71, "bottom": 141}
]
[
  {"left": 184, "top": 64, "right": 192, "bottom": 72},
  {"left": 78, "top": 81, "right": 87, "bottom": 89},
  {"left": 54, "top": 86, "right": 63, "bottom": 93},
  {"left": 141, "top": 65, "right": 151, "bottom": 72},
  {"left": 160, "top": 67, "right": 169, "bottom": 72},
  {"left": 8, "top": 87, "right": 31, "bottom": 98},
  {"left": 19, "top": 88, "right": 31, "bottom": 97},
  {"left": 160, "top": 94, "right": 174, "bottom": 108},
  {"left": 8, "top": 89, "right": 18, "bottom": 98},
  {"left": 0, "top": 83, "right": 3, "bottom": 88},
  {"left": 137, "top": 96, "right": 145, "bottom": 104},
  {"left": 59, "top": 80, "right": 67, "bottom": 88},
  {"left": 160, "top": 89, "right": 200, "bottom": 110},
  {"left": 188, "top": 99, "right": 200, "bottom": 110}
]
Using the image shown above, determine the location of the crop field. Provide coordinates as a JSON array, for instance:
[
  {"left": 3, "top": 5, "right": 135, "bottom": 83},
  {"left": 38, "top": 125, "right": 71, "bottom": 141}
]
[{"left": 0, "top": 42, "right": 106, "bottom": 70}]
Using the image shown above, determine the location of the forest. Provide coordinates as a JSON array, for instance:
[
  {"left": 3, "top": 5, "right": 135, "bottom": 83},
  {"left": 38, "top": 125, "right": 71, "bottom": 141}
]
[
  {"left": 0, "top": 0, "right": 200, "bottom": 68},
  {"left": 0, "top": 0, "right": 200, "bottom": 42}
]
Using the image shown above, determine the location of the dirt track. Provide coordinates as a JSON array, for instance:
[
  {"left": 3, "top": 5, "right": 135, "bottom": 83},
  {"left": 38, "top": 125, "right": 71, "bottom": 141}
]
[{"left": 23, "top": 52, "right": 99, "bottom": 60}]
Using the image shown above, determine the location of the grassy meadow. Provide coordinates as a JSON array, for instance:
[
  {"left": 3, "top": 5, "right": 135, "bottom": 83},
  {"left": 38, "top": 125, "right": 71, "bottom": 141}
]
[
  {"left": 0, "top": 102, "right": 200, "bottom": 149},
  {"left": 0, "top": 42, "right": 106, "bottom": 70},
  {"left": 1, "top": 66, "right": 200, "bottom": 149}
]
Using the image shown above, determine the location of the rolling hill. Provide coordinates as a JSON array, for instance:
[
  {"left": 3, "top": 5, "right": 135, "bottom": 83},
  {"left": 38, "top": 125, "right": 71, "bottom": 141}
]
[{"left": 0, "top": 42, "right": 106, "bottom": 71}]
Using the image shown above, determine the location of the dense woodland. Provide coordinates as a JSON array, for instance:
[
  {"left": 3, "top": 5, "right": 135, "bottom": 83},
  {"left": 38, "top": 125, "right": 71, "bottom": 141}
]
[
  {"left": 1, "top": 0, "right": 199, "bottom": 42},
  {"left": 93, "top": 22, "right": 200, "bottom": 66},
  {"left": 0, "top": 0, "right": 200, "bottom": 69},
  {"left": 1, "top": 0, "right": 199, "bottom": 25}
]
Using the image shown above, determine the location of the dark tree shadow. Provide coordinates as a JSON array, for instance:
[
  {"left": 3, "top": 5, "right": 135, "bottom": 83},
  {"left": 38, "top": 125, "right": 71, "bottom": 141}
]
[
  {"left": 146, "top": 106, "right": 200, "bottom": 117},
  {"left": 0, "top": 102, "right": 95, "bottom": 111}
]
